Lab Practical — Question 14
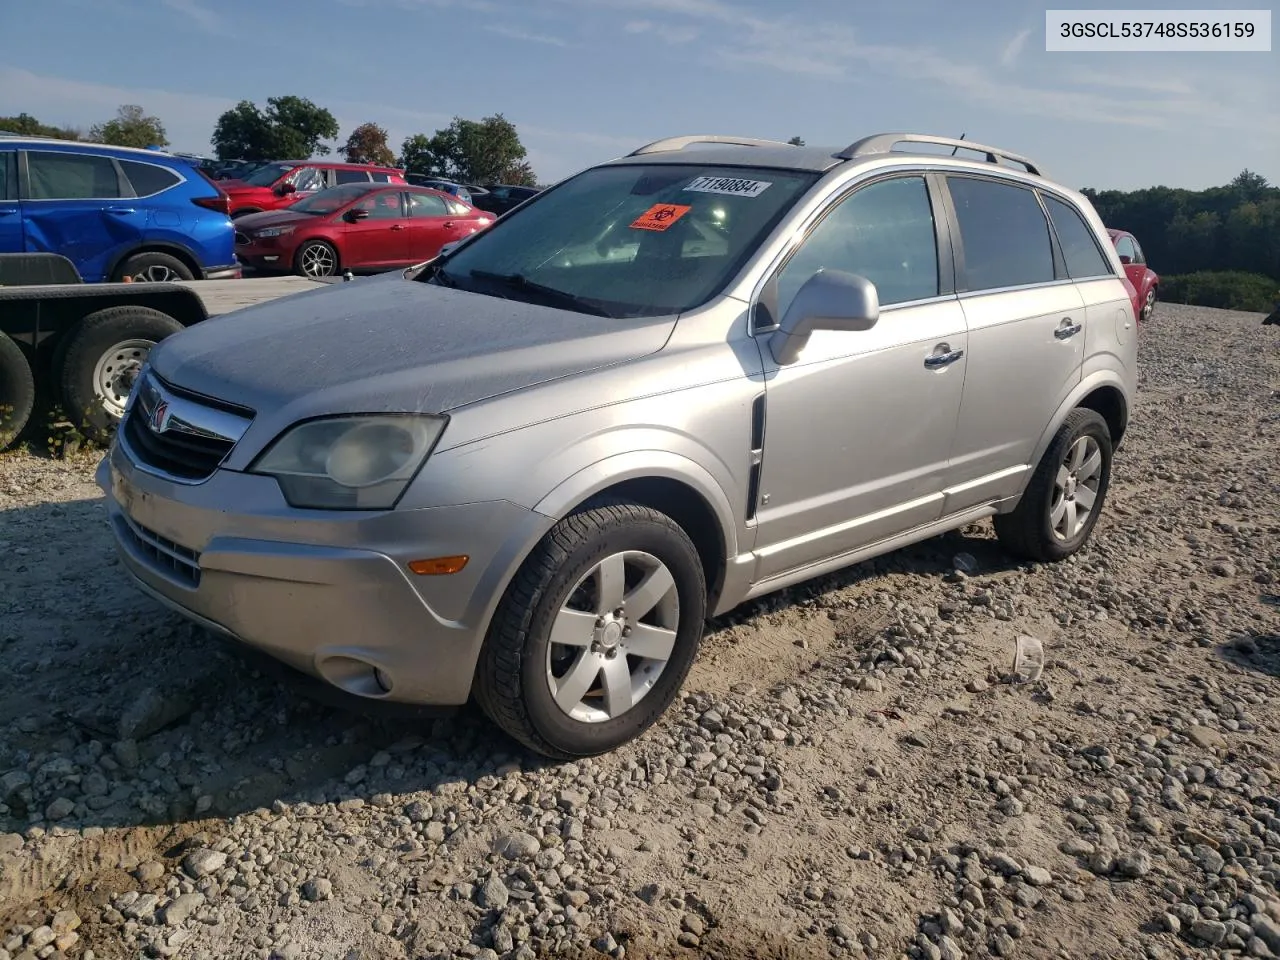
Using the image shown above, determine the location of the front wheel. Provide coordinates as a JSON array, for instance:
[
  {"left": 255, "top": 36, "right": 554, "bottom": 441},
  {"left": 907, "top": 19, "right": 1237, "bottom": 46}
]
[
  {"left": 294, "top": 240, "right": 338, "bottom": 278},
  {"left": 994, "top": 408, "right": 1113, "bottom": 563},
  {"left": 474, "top": 501, "right": 707, "bottom": 759}
]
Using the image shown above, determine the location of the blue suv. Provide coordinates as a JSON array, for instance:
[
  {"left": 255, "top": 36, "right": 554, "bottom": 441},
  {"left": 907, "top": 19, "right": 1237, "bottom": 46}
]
[{"left": 0, "top": 137, "right": 239, "bottom": 282}]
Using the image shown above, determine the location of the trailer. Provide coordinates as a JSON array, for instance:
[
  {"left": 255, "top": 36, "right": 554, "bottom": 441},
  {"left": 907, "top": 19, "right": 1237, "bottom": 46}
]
[{"left": 0, "top": 253, "right": 326, "bottom": 451}]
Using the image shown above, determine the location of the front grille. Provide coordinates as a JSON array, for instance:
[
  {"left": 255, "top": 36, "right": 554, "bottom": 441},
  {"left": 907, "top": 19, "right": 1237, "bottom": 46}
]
[
  {"left": 122, "top": 372, "right": 253, "bottom": 483},
  {"left": 119, "top": 513, "right": 201, "bottom": 587},
  {"left": 124, "top": 408, "right": 235, "bottom": 480}
]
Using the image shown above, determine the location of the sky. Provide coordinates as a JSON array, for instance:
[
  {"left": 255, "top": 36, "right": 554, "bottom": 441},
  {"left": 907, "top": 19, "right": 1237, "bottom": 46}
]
[{"left": 0, "top": 0, "right": 1275, "bottom": 192}]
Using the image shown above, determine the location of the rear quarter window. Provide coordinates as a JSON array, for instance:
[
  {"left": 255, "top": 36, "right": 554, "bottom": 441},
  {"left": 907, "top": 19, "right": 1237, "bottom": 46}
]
[
  {"left": 1042, "top": 194, "right": 1113, "bottom": 280},
  {"left": 118, "top": 159, "right": 183, "bottom": 198}
]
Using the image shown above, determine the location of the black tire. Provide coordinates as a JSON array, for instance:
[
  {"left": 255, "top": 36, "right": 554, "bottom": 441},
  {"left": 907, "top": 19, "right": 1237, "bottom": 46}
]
[
  {"left": 58, "top": 306, "right": 185, "bottom": 441},
  {"left": 474, "top": 501, "right": 708, "bottom": 759},
  {"left": 294, "top": 240, "right": 339, "bottom": 278},
  {"left": 0, "top": 332, "right": 36, "bottom": 451},
  {"left": 1142, "top": 286, "right": 1157, "bottom": 322},
  {"left": 994, "top": 408, "right": 1113, "bottom": 563},
  {"left": 114, "top": 251, "right": 195, "bottom": 283}
]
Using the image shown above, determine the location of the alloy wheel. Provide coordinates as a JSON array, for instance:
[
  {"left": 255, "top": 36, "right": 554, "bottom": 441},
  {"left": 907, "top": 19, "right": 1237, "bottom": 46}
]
[{"left": 1050, "top": 435, "right": 1103, "bottom": 541}]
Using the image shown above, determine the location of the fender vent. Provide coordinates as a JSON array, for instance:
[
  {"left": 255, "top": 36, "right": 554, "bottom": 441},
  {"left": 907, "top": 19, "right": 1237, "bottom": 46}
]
[{"left": 745, "top": 393, "right": 766, "bottom": 521}]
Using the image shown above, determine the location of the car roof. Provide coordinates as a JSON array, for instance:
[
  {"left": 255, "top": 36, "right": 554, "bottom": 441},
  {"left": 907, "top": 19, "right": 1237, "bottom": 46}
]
[
  {"left": 601, "top": 144, "right": 845, "bottom": 173},
  {"left": 0, "top": 134, "right": 188, "bottom": 161},
  {"left": 272, "top": 160, "right": 402, "bottom": 171}
]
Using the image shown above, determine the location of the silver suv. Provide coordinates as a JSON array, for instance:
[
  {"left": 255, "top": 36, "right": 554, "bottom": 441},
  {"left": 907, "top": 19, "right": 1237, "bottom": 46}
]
[{"left": 98, "top": 133, "right": 1137, "bottom": 758}]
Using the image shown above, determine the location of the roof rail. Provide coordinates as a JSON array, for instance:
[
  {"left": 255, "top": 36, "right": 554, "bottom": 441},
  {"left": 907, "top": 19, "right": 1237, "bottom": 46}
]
[
  {"left": 837, "top": 133, "right": 1044, "bottom": 176},
  {"left": 627, "top": 135, "right": 797, "bottom": 157}
]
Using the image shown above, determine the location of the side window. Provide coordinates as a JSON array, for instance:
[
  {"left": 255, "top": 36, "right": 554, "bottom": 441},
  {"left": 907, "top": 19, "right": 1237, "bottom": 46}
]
[
  {"left": 408, "top": 192, "right": 449, "bottom": 217},
  {"left": 370, "top": 172, "right": 392, "bottom": 183},
  {"left": 1114, "top": 235, "right": 1137, "bottom": 263},
  {"left": 26, "top": 151, "right": 122, "bottom": 200},
  {"left": 445, "top": 198, "right": 471, "bottom": 216},
  {"left": 335, "top": 168, "right": 370, "bottom": 185},
  {"left": 118, "top": 159, "right": 182, "bottom": 198},
  {"left": 1130, "top": 237, "right": 1145, "bottom": 263},
  {"left": 776, "top": 175, "right": 939, "bottom": 315},
  {"left": 947, "top": 176, "right": 1055, "bottom": 291},
  {"left": 290, "top": 166, "right": 326, "bottom": 192},
  {"left": 0, "top": 151, "right": 13, "bottom": 200},
  {"left": 354, "top": 192, "right": 403, "bottom": 219},
  {"left": 1043, "top": 195, "right": 1112, "bottom": 279}
]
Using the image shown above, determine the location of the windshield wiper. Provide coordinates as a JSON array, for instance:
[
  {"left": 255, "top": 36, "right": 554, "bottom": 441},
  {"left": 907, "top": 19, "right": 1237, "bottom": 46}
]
[{"left": 466, "top": 270, "right": 615, "bottom": 318}]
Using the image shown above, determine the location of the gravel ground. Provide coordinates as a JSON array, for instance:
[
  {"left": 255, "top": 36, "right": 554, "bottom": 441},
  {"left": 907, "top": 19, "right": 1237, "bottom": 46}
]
[{"left": 1, "top": 301, "right": 1278, "bottom": 960}]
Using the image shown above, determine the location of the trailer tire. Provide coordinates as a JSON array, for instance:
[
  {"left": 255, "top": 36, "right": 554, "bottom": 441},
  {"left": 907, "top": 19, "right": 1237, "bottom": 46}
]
[
  {"left": 58, "top": 306, "right": 185, "bottom": 442},
  {"left": 0, "top": 332, "right": 36, "bottom": 452}
]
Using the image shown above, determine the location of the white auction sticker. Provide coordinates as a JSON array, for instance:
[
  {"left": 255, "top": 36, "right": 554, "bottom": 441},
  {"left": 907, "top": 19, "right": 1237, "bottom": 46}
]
[
  {"left": 1045, "top": 9, "right": 1271, "bottom": 51},
  {"left": 683, "top": 176, "right": 773, "bottom": 198}
]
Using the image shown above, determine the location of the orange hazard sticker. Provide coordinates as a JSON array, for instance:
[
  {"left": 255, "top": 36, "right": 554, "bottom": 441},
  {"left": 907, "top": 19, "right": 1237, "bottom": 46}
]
[{"left": 630, "top": 203, "right": 692, "bottom": 231}]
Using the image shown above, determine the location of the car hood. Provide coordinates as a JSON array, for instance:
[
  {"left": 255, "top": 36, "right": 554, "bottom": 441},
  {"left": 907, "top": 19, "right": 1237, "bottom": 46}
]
[
  {"left": 147, "top": 271, "right": 676, "bottom": 451},
  {"left": 236, "top": 208, "right": 318, "bottom": 231}
]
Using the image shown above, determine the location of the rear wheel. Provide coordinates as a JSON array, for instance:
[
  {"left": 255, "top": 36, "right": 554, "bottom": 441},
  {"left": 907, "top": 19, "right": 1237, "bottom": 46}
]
[
  {"left": 474, "top": 501, "right": 707, "bottom": 759},
  {"left": 1141, "top": 286, "right": 1157, "bottom": 322},
  {"left": 295, "top": 240, "right": 339, "bottom": 278},
  {"left": 0, "top": 332, "right": 36, "bottom": 451},
  {"left": 57, "top": 306, "right": 185, "bottom": 441},
  {"left": 114, "top": 252, "right": 194, "bottom": 283},
  {"left": 994, "top": 408, "right": 1113, "bottom": 562}
]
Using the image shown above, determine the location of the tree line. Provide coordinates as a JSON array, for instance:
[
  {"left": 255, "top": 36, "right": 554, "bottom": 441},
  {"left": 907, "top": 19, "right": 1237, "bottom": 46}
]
[{"left": 2, "top": 96, "right": 540, "bottom": 187}]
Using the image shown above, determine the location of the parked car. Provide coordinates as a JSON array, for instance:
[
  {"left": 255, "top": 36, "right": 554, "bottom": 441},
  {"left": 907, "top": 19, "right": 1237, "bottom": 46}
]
[
  {"left": 99, "top": 132, "right": 1136, "bottom": 759},
  {"left": 405, "top": 175, "right": 476, "bottom": 205},
  {"left": 1107, "top": 228, "right": 1159, "bottom": 322},
  {"left": 471, "top": 183, "right": 540, "bottom": 216},
  {"left": 222, "top": 161, "right": 407, "bottom": 218},
  {"left": 0, "top": 136, "right": 239, "bottom": 283},
  {"left": 234, "top": 183, "right": 494, "bottom": 277}
]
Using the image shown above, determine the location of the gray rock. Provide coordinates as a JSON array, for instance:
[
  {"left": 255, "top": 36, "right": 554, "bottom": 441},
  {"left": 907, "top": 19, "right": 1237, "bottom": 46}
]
[
  {"left": 182, "top": 849, "right": 226, "bottom": 879},
  {"left": 301, "top": 878, "right": 332, "bottom": 902},
  {"left": 1113, "top": 851, "right": 1152, "bottom": 878},
  {"left": 496, "top": 832, "right": 541, "bottom": 860},
  {"left": 118, "top": 686, "right": 193, "bottom": 741},
  {"left": 1253, "top": 915, "right": 1280, "bottom": 955},
  {"left": 50, "top": 911, "right": 80, "bottom": 934},
  {"left": 477, "top": 875, "right": 509, "bottom": 910},
  {"left": 162, "top": 893, "right": 205, "bottom": 926},
  {"left": 1191, "top": 920, "right": 1228, "bottom": 946},
  {"left": 44, "top": 797, "right": 74, "bottom": 821}
]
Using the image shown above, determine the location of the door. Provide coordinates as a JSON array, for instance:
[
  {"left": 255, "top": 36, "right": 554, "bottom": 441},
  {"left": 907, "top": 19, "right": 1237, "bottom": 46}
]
[
  {"left": 941, "top": 175, "right": 1086, "bottom": 514},
  {"left": 752, "top": 174, "right": 968, "bottom": 582},
  {"left": 21, "top": 149, "right": 142, "bottom": 282},
  {"left": 0, "top": 150, "right": 21, "bottom": 252},
  {"left": 405, "top": 190, "right": 461, "bottom": 261},
  {"left": 339, "top": 190, "right": 407, "bottom": 267}
]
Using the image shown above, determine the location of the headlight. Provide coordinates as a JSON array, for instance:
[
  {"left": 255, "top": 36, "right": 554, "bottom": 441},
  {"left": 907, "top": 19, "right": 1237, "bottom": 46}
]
[
  {"left": 255, "top": 226, "right": 294, "bottom": 238},
  {"left": 249, "top": 414, "right": 447, "bottom": 510}
]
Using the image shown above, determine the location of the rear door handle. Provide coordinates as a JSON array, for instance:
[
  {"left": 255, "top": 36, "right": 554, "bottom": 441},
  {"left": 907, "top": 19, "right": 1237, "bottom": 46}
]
[
  {"left": 390, "top": 224, "right": 405, "bottom": 231},
  {"left": 924, "top": 346, "right": 965, "bottom": 368},
  {"left": 106, "top": 207, "right": 137, "bottom": 215},
  {"left": 1054, "top": 318, "right": 1082, "bottom": 340}
]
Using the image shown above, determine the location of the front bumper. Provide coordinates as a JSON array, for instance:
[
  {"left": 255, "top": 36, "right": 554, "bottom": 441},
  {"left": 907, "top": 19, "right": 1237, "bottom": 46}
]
[
  {"left": 96, "top": 443, "right": 554, "bottom": 706},
  {"left": 202, "top": 263, "right": 243, "bottom": 280}
]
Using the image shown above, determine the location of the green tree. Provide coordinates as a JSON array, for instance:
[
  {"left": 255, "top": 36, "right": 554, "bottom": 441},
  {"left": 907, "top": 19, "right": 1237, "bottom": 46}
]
[
  {"left": 343, "top": 122, "right": 396, "bottom": 166},
  {"left": 211, "top": 96, "right": 339, "bottom": 161},
  {"left": 89, "top": 104, "right": 168, "bottom": 149},
  {"left": 0, "top": 112, "right": 82, "bottom": 140},
  {"left": 1231, "top": 169, "right": 1270, "bottom": 204},
  {"left": 399, "top": 114, "right": 536, "bottom": 185},
  {"left": 787, "top": 136, "right": 805, "bottom": 146}
]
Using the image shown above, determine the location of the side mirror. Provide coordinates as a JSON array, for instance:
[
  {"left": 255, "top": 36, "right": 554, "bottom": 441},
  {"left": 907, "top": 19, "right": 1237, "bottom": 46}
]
[
  {"left": 1118, "top": 254, "right": 1133, "bottom": 265},
  {"left": 768, "top": 269, "right": 879, "bottom": 365},
  {"left": 276, "top": 181, "right": 297, "bottom": 196},
  {"left": 344, "top": 208, "right": 370, "bottom": 222}
]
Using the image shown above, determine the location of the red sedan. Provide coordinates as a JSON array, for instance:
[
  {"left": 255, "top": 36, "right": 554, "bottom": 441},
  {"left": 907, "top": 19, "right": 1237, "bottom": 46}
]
[
  {"left": 1108, "top": 228, "right": 1159, "bottom": 323},
  {"left": 234, "top": 183, "right": 494, "bottom": 278}
]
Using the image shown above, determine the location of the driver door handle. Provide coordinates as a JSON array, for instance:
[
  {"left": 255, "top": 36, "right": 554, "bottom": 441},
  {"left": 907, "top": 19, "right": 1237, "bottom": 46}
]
[
  {"left": 924, "top": 345, "right": 965, "bottom": 368},
  {"left": 390, "top": 224, "right": 406, "bottom": 231}
]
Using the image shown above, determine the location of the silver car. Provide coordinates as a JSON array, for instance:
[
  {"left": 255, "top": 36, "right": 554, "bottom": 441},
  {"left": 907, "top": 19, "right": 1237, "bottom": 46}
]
[{"left": 98, "top": 133, "right": 1137, "bottom": 758}]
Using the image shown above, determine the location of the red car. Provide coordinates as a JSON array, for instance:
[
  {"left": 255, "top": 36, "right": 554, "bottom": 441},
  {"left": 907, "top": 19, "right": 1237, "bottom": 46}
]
[
  {"left": 223, "top": 161, "right": 407, "bottom": 218},
  {"left": 234, "top": 183, "right": 494, "bottom": 278},
  {"left": 1108, "top": 228, "right": 1159, "bottom": 322}
]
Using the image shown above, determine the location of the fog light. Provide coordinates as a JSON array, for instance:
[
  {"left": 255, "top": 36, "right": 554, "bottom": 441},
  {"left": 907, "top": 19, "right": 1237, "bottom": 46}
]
[{"left": 374, "top": 668, "right": 393, "bottom": 693}]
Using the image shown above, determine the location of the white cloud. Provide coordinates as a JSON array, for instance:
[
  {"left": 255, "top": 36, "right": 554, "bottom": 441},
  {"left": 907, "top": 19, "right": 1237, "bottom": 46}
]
[
  {"left": 483, "top": 23, "right": 569, "bottom": 45},
  {"left": 160, "top": 0, "right": 225, "bottom": 35},
  {"left": 1000, "top": 28, "right": 1031, "bottom": 67},
  {"left": 619, "top": 18, "right": 699, "bottom": 42}
]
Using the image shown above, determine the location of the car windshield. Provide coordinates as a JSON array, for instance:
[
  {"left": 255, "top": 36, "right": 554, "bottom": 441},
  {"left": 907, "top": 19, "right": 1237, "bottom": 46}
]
[
  {"left": 428, "top": 163, "right": 819, "bottom": 318},
  {"left": 291, "top": 184, "right": 378, "bottom": 214},
  {"left": 242, "top": 162, "right": 296, "bottom": 186}
]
